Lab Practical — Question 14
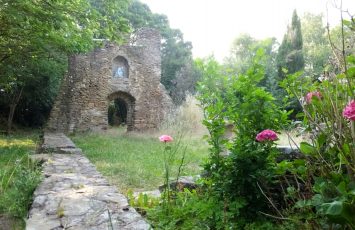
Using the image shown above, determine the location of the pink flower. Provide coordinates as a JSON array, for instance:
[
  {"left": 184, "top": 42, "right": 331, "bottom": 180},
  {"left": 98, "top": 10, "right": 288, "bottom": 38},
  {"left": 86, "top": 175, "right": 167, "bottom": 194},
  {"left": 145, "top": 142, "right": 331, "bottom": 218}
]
[
  {"left": 305, "top": 91, "right": 322, "bottom": 104},
  {"left": 343, "top": 100, "right": 355, "bottom": 121},
  {"left": 256, "top": 129, "right": 278, "bottom": 142},
  {"left": 159, "top": 135, "right": 173, "bottom": 143}
]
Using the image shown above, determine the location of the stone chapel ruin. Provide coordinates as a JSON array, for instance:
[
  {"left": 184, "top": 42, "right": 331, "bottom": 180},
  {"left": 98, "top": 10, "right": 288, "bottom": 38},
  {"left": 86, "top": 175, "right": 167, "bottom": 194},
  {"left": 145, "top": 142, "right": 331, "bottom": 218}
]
[{"left": 47, "top": 28, "right": 173, "bottom": 133}]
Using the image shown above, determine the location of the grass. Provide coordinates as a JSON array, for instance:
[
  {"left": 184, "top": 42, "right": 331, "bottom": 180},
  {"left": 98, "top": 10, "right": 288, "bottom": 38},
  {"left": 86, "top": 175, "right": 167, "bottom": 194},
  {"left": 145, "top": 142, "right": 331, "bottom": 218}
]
[
  {"left": 0, "top": 131, "right": 42, "bottom": 230},
  {"left": 71, "top": 128, "right": 209, "bottom": 193}
]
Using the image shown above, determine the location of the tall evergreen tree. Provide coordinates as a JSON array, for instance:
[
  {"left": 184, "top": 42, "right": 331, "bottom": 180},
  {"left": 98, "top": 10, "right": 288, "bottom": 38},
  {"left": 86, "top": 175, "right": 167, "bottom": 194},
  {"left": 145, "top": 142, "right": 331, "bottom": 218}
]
[
  {"left": 277, "top": 10, "right": 304, "bottom": 78},
  {"left": 276, "top": 10, "right": 304, "bottom": 117}
]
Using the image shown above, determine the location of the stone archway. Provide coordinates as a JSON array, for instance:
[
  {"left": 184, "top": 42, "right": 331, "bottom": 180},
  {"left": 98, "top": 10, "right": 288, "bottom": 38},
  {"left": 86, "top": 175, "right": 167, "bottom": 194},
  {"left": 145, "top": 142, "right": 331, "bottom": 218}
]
[{"left": 108, "top": 91, "right": 135, "bottom": 131}]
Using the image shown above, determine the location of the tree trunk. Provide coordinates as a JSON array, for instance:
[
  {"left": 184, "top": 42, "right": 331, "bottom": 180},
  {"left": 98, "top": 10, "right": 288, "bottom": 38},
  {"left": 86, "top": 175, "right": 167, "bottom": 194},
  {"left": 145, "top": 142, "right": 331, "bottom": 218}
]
[{"left": 6, "top": 87, "right": 23, "bottom": 135}]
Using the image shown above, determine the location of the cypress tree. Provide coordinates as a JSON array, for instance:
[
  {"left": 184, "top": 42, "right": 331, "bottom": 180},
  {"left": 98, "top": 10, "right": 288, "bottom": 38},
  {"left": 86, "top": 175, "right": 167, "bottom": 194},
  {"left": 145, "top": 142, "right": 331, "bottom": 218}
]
[
  {"left": 276, "top": 10, "right": 305, "bottom": 118},
  {"left": 277, "top": 10, "right": 304, "bottom": 77}
]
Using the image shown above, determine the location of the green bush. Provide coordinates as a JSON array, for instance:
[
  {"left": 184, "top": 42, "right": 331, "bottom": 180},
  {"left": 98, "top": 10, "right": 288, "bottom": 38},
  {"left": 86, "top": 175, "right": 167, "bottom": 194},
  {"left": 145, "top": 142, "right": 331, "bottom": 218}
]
[
  {"left": 196, "top": 53, "right": 289, "bottom": 225},
  {"left": 147, "top": 189, "right": 229, "bottom": 229},
  {"left": 280, "top": 53, "right": 355, "bottom": 228},
  {"left": 276, "top": 20, "right": 355, "bottom": 228},
  {"left": 0, "top": 133, "right": 42, "bottom": 224},
  {"left": 0, "top": 164, "right": 42, "bottom": 217}
]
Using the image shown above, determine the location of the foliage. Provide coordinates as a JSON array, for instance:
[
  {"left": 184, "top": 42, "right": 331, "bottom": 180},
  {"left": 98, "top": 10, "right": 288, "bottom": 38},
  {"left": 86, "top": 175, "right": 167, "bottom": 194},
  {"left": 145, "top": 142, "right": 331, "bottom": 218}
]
[
  {"left": 225, "top": 34, "right": 278, "bottom": 94},
  {"left": 0, "top": 52, "right": 67, "bottom": 128},
  {"left": 0, "top": 132, "right": 42, "bottom": 225},
  {"left": 127, "top": 190, "right": 160, "bottom": 212},
  {"left": 0, "top": 160, "right": 42, "bottom": 217},
  {"left": 144, "top": 54, "right": 291, "bottom": 229},
  {"left": 0, "top": 0, "right": 130, "bottom": 132},
  {"left": 277, "top": 15, "right": 355, "bottom": 228},
  {"left": 195, "top": 55, "right": 289, "bottom": 226},
  {"left": 277, "top": 10, "right": 304, "bottom": 76},
  {"left": 276, "top": 10, "right": 305, "bottom": 117},
  {"left": 169, "top": 60, "right": 203, "bottom": 104},
  {"left": 158, "top": 134, "right": 186, "bottom": 214},
  {"left": 301, "top": 13, "right": 331, "bottom": 79},
  {"left": 143, "top": 7, "right": 355, "bottom": 230},
  {"left": 147, "top": 188, "right": 230, "bottom": 229},
  {"left": 280, "top": 54, "right": 355, "bottom": 228},
  {"left": 125, "top": 0, "right": 199, "bottom": 103}
]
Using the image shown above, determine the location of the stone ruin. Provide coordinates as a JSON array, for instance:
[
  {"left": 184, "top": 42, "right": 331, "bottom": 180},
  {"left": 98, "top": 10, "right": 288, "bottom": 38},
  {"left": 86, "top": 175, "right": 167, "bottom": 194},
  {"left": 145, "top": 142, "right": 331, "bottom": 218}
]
[{"left": 47, "top": 28, "right": 173, "bottom": 133}]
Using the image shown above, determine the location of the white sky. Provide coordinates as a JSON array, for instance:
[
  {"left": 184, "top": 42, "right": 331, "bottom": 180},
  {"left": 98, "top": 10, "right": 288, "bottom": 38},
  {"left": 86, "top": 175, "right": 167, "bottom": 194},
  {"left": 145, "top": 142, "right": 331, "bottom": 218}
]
[{"left": 140, "top": 0, "right": 355, "bottom": 61}]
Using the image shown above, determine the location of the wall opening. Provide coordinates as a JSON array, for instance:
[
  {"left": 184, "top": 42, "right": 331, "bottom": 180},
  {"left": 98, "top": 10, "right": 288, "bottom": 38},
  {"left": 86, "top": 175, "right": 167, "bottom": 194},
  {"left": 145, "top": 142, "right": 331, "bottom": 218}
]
[
  {"left": 108, "top": 98, "right": 128, "bottom": 126},
  {"left": 108, "top": 91, "right": 135, "bottom": 131},
  {"left": 112, "top": 56, "right": 129, "bottom": 79}
]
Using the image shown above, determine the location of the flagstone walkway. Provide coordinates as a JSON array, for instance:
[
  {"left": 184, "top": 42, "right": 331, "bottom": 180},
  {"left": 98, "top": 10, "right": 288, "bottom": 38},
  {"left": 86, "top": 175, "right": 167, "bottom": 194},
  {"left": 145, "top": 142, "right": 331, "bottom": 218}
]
[{"left": 26, "top": 133, "right": 150, "bottom": 230}]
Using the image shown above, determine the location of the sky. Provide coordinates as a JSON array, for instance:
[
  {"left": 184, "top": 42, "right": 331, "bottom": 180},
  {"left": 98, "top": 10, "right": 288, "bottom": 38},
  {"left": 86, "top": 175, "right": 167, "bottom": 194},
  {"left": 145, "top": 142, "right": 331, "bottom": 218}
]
[{"left": 140, "top": 0, "right": 355, "bottom": 61}]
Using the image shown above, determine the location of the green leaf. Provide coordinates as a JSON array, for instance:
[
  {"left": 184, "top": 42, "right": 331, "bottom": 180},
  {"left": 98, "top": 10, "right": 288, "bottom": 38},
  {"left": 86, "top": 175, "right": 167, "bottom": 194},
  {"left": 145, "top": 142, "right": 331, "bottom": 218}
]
[
  {"left": 336, "top": 181, "right": 347, "bottom": 195},
  {"left": 346, "top": 55, "right": 355, "bottom": 65},
  {"left": 316, "top": 134, "right": 326, "bottom": 148},
  {"left": 300, "top": 142, "right": 316, "bottom": 155},
  {"left": 343, "top": 143, "right": 351, "bottom": 155},
  {"left": 323, "top": 200, "right": 343, "bottom": 216},
  {"left": 347, "top": 67, "right": 355, "bottom": 78}
]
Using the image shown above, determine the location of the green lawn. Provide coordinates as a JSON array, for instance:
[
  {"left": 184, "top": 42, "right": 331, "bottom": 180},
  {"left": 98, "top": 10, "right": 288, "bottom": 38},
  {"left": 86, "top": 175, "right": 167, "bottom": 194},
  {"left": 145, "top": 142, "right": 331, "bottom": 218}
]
[
  {"left": 0, "top": 132, "right": 42, "bottom": 230},
  {"left": 71, "top": 128, "right": 209, "bottom": 193}
]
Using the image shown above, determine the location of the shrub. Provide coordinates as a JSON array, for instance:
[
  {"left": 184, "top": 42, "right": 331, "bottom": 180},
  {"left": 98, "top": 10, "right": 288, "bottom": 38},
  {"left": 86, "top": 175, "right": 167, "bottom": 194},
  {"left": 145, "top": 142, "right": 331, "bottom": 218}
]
[
  {"left": 277, "top": 18, "right": 355, "bottom": 228},
  {"left": 0, "top": 165, "right": 42, "bottom": 217},
  {"left": 196, "top": 53, "right": 289, "bottom": 225},
  {"left": 0, "top": 134, "right": 42, "bottom": 222}
]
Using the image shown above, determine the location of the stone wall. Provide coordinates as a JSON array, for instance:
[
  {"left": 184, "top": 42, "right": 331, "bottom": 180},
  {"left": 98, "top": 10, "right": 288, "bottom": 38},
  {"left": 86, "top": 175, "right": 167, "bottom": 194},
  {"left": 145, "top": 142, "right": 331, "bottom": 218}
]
[{"left": 47, "top": 28, "right": 173, "bottom": 133}]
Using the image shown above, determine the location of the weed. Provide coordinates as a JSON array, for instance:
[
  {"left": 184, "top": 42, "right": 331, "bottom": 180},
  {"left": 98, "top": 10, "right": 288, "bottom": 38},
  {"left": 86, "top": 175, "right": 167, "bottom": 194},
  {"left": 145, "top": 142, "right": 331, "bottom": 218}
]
[{"left": 0, "top": 132, "right": 42, "bottom": 227}]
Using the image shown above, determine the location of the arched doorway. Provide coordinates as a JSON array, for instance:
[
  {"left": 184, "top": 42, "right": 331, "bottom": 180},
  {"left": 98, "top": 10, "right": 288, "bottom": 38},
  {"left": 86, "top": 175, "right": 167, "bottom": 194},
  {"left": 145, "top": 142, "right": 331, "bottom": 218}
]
[{"left": 108, "top": 91, "right": 135, "bottom": 131}]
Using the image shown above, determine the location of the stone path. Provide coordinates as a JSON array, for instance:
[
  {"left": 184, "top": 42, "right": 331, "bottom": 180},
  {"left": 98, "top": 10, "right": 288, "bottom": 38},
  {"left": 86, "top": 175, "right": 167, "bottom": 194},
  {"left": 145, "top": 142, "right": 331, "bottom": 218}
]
[{"left": 26, "top": 133, "right": 150, "bottom": 230}]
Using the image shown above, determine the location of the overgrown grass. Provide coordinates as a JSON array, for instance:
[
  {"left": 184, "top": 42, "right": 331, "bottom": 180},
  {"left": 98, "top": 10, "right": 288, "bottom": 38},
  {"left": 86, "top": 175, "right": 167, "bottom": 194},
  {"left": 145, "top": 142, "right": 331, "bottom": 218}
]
[
  {"left": 0, "top": 132, "right": 42, "bottom": 229},
  {"left": 72, "top": 128, "right": 209, "bottom": 193}
]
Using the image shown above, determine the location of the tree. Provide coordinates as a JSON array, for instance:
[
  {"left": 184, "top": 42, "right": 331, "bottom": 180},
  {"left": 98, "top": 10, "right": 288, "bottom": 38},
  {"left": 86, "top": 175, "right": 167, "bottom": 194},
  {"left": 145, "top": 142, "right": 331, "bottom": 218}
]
[
  {"left": 276, "top": 10, "right": 304, "bottom": 116},
  {"left": 224, "top": 34, "right": 278, "bottom": 94},
  {"left": 170, "top": 61, "right": 202, "bottom": 104},
  {"left": 277, "top": 10, "right": 304, "bottom": 77},
  {"left": 301, "top": 13, "right": 331, "bottom": 79},
  {"left": 0, "top": 0, "right": 130, "bottom": 133},
  {"left": 125, "top": 0, "right": 196, "bottom": 103}
]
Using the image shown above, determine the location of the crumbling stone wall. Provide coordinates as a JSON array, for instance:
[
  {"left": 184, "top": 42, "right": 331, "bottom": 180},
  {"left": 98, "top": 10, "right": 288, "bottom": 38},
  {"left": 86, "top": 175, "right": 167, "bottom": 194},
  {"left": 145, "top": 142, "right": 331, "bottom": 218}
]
[{"left": 47, "top": 28, "right": 173, "bottom": 133}]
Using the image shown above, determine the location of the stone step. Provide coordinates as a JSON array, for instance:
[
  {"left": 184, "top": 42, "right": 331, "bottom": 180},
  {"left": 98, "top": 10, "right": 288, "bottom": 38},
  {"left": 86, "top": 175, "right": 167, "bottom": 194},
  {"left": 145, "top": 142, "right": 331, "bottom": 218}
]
[{"left": 41, "top": 133, "right": 77, "bottom": 152}]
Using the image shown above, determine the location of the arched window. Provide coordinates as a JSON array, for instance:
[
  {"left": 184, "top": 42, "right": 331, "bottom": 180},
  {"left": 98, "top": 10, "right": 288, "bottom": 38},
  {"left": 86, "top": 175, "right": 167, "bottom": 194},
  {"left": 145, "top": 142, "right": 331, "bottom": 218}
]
[{"left": 112, "top": 56, "right": 129, "bottom": 78}]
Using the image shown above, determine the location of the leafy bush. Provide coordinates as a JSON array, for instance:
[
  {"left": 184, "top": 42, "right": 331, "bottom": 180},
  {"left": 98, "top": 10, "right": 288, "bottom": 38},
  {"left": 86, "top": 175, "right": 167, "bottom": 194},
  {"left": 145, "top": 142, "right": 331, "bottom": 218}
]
[
  {"left": 147, "top": 188, "right": 229, "bottom": 229},
  {"left": 196, "top": 53, "right": 289, "bottom": 225},
  {"left": 0, "top": 134, "right": 42, "bottom": 223},
  {"left": 276, "top": 18, "right": 355, "bottom": 228},
  {"left": 145, "top": 16, "right": 355, "bottom": 230},
  {"left": 0, "top": 163, "right": 42, "bottom": 217}
]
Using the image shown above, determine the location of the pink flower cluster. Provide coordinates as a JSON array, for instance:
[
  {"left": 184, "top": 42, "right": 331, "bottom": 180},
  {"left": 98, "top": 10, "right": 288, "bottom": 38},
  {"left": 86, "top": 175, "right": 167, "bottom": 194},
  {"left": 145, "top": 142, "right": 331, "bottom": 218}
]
[
  {"left": 343, "top": 100, "right": 355, "bottom": 121},
  {"left": 305, "top": 91, "right": 322, "bottom": 104},
  {"left": 256, "top": 129, "right": 278, "bottom": 142},
  {"left": 159, "top": 135, "right": 173, "bottom": 143}
]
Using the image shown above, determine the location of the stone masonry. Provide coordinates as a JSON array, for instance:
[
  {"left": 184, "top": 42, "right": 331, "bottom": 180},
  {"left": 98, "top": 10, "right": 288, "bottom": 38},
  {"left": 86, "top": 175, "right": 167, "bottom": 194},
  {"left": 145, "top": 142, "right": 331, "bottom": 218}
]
[
  {"left": 27, "top": 133, "right": 150, "bottom": 230},
  {"left": 47, "top": 28, "right": 173, "bottom": 133}
]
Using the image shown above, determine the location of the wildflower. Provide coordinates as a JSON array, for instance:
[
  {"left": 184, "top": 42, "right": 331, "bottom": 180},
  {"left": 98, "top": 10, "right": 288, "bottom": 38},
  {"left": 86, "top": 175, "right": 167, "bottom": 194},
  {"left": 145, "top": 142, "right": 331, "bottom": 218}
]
[
  {"left": 343, "top": 100, "right": 355, "bottom": 121},
  {"left": 256, "top": 129, "right": 278, "bottom": 142},
  {"left": 159, "top": 135, "right": 173, "bottom": 143},
  {"left": 305, "top": 91, "right": 322, "bottom": 104}
]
